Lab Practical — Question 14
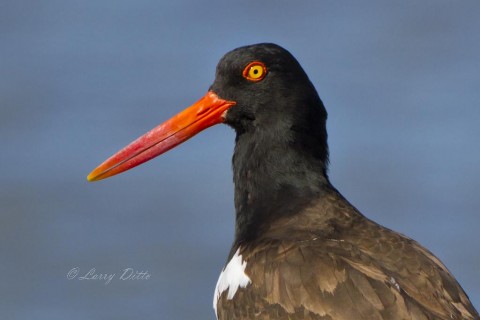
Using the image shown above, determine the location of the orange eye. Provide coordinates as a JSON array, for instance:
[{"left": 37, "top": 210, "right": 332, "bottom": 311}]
[{"left": 242, "top": 61, "right": 267, "bottom": 82}]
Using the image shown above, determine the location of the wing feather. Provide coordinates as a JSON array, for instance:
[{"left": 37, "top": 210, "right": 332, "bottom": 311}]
[{"left": 216, "top": 238, "right": 479, "bottom": 320}]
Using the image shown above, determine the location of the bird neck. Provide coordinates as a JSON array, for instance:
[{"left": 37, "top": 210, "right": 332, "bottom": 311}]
[{"left": 232, "top": 127, "right": 330, "bottom": 244}]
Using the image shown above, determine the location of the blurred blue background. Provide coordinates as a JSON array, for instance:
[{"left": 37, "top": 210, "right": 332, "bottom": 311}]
[{"left": 1, "top": 1, "right": 479, "bottom": 319}]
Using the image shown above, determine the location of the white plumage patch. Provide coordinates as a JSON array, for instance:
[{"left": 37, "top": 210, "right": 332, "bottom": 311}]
[
  {"left": 389, "top": 276, "right": 401, "bottom": 292},
  {"left": 213, "top": 248, "right": 251, "bottom": 318}
]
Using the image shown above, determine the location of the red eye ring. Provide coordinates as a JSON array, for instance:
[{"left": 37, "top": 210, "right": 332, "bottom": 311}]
[{"left": 242, "top": 61, "right": 267, "bottom": 82}]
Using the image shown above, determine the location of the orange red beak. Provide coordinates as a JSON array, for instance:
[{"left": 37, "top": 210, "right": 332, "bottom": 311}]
[{"left": 87, "top": 91, "right": 236, "bottom": 181}]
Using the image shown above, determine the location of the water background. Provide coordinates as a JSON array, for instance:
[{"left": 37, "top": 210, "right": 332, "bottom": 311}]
[{"left": 1, "top": 1, "right": 479, "bottom": 319}]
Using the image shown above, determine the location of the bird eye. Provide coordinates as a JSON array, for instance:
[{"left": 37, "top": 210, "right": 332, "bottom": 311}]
[{"left": 242, "top": 61, "right": 267, "bottom": 82}]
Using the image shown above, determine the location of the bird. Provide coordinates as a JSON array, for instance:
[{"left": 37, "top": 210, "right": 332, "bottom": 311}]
[{"left": 88, "top": 43, "right": 479, "bottom": 320}]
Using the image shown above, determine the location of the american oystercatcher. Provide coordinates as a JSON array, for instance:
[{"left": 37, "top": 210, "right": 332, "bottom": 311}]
[{"left": 88, "top": 43, "right": 478, "bottom": 320}]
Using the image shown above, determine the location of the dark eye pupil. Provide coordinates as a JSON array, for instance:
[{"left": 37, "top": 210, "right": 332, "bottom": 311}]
[{"left": 253, "top": 69, "right": 258, "bottom": 74}]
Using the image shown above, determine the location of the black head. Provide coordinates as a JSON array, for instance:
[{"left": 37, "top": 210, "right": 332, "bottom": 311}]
[
  {"left": 210, "top": 43, "right": 329, "bottom": 171},
  {"left": 209, "top": 44, "right": 331, "bottom": 242}
]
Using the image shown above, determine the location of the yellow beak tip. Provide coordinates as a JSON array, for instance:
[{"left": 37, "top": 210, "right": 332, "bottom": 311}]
[{"left": 87, "top": 173, "right": 98, "bottom": 182}]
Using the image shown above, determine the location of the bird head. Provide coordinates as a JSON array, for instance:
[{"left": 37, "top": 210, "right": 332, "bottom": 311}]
[{"left": 87, "top": 43, "right": 328, "bottom": 181}]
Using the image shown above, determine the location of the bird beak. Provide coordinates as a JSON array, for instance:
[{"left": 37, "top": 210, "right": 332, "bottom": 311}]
[{"left": 87, "top": 91, "right": 236, "bottom": 181}]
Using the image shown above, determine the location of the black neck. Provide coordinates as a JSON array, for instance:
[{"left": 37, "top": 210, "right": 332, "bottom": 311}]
[{"left": 232, "top": 122, "right": 330, "bottom": 244}]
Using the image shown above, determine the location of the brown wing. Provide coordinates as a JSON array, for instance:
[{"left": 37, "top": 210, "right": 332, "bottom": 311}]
[
  {"left": 216, "top": 189, "right": 478, "bottom": 320},
  {"left": 216, "top": 237, "right": 478, "bottom": 320},
  {"left": 349, "top": 218, "right": 479, "bottom": 320}
]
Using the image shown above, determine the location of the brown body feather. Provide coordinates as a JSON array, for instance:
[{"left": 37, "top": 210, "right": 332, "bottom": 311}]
[{"left": 216, "top": 187, "right": 478, "bottom": 320}]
